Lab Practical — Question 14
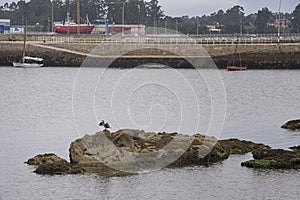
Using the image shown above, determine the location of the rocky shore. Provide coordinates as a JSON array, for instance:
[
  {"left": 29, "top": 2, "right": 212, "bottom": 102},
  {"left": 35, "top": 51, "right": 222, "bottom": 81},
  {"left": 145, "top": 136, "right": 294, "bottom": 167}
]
[{"left": 26, "top": 129, "right": 274, "bottom": 176}]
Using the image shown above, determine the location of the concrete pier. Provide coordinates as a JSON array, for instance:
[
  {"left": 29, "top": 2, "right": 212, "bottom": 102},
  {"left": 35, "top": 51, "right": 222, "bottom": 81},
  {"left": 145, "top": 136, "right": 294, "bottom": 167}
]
[{"left": 0, "top": 35, "right": 300, "bottom": 69}]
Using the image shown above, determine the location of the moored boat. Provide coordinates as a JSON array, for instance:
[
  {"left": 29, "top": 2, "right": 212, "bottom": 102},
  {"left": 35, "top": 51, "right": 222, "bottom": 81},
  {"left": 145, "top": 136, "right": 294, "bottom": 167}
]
[
  {"left": 227, "top": 35, "right": 247, "bottom": 71},
  {"left": 54, "top": 13, "right": 94, "bottom": 34},
  {"left": 227, "top": 65, "right": 247, "bottom": 71},
  {"left": 13, "top": 57, "right": 43, "bottom": 68},
  {"left": 54, "top": 23, "right": 94, "bottom": 34},
  {"left": 12, "top": 20, "right": 43, "bottom": 68}
]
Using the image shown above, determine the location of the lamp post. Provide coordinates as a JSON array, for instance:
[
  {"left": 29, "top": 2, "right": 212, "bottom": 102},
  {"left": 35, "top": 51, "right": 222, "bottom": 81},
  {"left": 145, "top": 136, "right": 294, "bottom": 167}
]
[
  {"left": 154, "top": 15, "right": 157, "bottom": 35},
  {"left": 277, "top": 0, "right": 283, "bottom": 44},
  {"left": 137, "top": 4, "right": 140, "bottom": 36},
  {"left": 122, "top": 0, "right": 129, "bottom": 36},
  {"left": 196, "top": 17, "right": 199, "bottom": 36},
  {"left": 165, "top": 20, "right": 167, "bottom": 34}
]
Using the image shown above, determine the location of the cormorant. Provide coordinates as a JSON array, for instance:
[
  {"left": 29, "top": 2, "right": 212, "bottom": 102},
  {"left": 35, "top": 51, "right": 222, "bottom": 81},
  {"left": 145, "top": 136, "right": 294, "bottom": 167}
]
[
  {"left": 99, "top": 120, "right": 110, "bottom": 131},
  {"left": 99, "top": 120, "right": 105, "bottom": 127},
  {"left": 104, "top": 122, "right": 110, "bottom": 130}
]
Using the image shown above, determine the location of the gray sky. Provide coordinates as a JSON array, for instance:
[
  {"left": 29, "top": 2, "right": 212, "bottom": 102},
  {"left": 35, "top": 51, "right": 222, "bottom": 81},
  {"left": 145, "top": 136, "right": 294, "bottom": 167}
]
[{"left": 0, "top": 0, "right": 299, "bottom": 16}]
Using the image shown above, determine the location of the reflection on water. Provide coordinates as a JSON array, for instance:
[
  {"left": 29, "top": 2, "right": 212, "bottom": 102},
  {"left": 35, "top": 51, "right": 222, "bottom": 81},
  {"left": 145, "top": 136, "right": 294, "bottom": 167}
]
[{"left": 0, "top": 67, "right": 299, "bottom": 199}]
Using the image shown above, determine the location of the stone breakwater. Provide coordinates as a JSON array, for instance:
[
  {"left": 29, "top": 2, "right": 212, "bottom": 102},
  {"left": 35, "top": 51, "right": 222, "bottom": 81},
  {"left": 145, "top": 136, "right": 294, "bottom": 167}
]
[
  {"left": 26, "top": 129, "right": 271, "bottom": 176},
  {"left": 1, "top": 42, "right": 300, "bottom": 69}
]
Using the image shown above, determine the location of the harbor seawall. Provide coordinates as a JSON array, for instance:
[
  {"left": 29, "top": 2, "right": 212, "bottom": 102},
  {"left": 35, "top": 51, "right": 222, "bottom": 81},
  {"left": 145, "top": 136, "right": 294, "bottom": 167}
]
[{"left": 1, "top": 42, "right": 300, "bottom": 69}]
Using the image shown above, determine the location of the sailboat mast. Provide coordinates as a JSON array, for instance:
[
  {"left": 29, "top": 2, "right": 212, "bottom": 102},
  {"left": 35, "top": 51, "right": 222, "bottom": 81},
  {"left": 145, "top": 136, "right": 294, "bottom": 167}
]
[
  {"left": 77, "top": 0, "right": 80, "bottom": 34},
  {"left": 22, "top": 19, "right": 27, "bottom": 64},
  {"left": 233, "top": 36, "right": 239, "bottom": 66}
]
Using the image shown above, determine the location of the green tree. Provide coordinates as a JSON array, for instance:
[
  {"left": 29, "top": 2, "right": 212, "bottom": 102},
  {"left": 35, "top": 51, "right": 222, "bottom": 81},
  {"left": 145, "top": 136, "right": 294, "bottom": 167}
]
[
  {"left": 255, "top": 7, "right": 272, "bottom": 33},
  {"left": 145, "top": 0, "right": 164, "bottom": 26},
  {"left": 292, "top": 3, "right": 300, "bottom": 33},
  {"left": 223, "top": 5, "right": 244, "bottom": 34}
]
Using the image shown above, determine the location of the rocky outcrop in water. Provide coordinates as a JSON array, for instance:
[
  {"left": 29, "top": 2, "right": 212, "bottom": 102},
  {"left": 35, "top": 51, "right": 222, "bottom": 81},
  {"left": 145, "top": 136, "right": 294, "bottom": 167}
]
[
  {"left": 26, "top": 130, "right": 271, "bottom": 176},
  {"left": 281, "top": 119, "right": 300, "bottom": 131},
  {"left": 241, "top": 147, "right": 300, "bottom": 169},
  {"left": 68, "top": 130, "right": 269, "bottom": 174},
  {"left": 219, "top": 139, "right": 270, "bottom": 155},
  {"left": 26, "top": 153, "right": 84, "bottom": 175}
]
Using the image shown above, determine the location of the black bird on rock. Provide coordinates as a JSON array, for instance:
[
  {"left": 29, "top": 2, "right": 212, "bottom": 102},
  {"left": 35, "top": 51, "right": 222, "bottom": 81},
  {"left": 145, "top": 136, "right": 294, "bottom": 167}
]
[
  {"left": 99, "top": 120, "right": 105, "bottom": 127},
  {"left": 104, "top": 122, "right": 110, "bottom": 130},
  {"left": 99, "top": 120, "right": 110, "bottom": 131}
]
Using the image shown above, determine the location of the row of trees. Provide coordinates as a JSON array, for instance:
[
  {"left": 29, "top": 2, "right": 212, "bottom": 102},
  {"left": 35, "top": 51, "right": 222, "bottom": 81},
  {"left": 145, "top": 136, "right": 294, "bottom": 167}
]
[
  {"left": 0, "top": 0, "right": 164, "bottom": 29},
  {"left": 1, "top": 0, "right": 300, "bottom": 34}
]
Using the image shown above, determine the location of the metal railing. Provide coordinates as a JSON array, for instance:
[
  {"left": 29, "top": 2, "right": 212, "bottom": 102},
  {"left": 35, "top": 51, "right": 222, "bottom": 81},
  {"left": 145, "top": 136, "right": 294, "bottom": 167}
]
[{"left": 37, "top": 34, "right": 300, "bottom": 45}]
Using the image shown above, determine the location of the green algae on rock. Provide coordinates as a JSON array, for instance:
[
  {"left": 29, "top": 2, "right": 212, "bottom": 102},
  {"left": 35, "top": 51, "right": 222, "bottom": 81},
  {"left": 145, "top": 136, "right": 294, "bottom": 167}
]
[{"left": 241, "top": 148, "right": 300, "bottom": 169}]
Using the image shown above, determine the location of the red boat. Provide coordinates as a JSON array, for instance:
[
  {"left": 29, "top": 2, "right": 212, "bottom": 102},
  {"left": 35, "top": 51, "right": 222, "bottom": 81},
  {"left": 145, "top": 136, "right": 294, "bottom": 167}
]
[
  {"left": 54, "top": 14, "right": 94, "bottom": 34},
  {"left": 54, "top": 24, "right": 94, "bottom": 34},
  {"left": 227, "top": 36, "right": 247, "bottom": 71},
  {"left": 227, "top": 65, "right": 247, "bottom": 71}
]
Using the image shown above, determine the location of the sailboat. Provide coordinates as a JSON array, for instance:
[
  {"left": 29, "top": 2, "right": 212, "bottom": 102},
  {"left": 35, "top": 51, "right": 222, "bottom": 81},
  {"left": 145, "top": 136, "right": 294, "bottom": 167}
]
[
  {"left": 227, "top": 36, "right": 246, "bottom": 71},
  {"left": 13, "top": 20, "right": 43, "bottom": 68}
]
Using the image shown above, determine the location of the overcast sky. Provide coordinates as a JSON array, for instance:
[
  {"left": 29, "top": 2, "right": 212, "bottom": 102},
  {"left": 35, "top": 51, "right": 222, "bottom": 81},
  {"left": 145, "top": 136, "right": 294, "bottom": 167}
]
[{"left": 0, "top": 0, "right": 299, "bottom": 16}]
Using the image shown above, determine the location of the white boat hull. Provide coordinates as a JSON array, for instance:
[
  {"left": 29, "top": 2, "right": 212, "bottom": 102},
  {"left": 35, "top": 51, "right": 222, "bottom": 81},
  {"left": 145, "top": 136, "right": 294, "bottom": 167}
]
[{"left": 13, "top": 62, "right": 43, "bottom": 68}]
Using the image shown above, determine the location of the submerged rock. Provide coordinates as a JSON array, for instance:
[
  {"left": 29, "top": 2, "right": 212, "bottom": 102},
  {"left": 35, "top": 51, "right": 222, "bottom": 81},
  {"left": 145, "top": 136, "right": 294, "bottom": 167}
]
[
  {"left": 26, "top": 153, "right": 84, "bottom": 175},
  {"left": 281, "top": 119, "right": 300, "bottom": 130},
  {"left": 241, "top": 148, "right": 300, "bottom": 169}
]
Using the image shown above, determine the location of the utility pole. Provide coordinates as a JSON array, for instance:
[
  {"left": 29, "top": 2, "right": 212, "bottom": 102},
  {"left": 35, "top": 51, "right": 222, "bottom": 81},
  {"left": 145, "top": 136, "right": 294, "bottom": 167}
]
[
  {"left": 51, "top": 0, "right": 54, "bottom": 33},
  {"left": 165, "top": 20, "right": 167, "bottom": 34},
  {"left": 122, "top": 0, "right": 129, "bottom": 36},
  {"left": 77, "top": 0, "right": 80, "bottom": 34},
  {"left": 196, "top": 17, "right": 199, "bottom": 36},
  {"left": 137, "top": 4, "right": 140, "bottom": 36},
  {"left": 277, "top": 0, "right": 283, "bottom": 45}
]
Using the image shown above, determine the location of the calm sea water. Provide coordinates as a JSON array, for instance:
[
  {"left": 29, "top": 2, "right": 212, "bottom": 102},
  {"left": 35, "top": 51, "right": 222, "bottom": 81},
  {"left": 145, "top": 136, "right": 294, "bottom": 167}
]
[{"left": 0, "top": 67, "right": 299, "bottom": 200}]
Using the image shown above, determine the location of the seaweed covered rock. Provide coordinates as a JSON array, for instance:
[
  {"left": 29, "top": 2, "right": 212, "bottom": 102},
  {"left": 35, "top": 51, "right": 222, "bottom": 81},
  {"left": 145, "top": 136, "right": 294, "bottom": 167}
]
[
  {"left": 28, "top": 130, "right": 280, "bottom": 176},
  {"left": 26, "top": 153, "right": 66, "bottom": 166},
  {"left": 219, "top": 139, "right": 270, "bottom": 154},
  {"left": 34, "top": 161, "right": 84, "bottom": 175},
  {"left": 26, "top": 153, "right": 84, "bottom": 175},
  {"left": 69, "top": 130, "right": 269, "bottom": 173},
  {"left": 281, "top": 119, "right": 300, "bottom": 130},
  {"left": 241, "top": 148, "right": 300, "bottom": 169}
]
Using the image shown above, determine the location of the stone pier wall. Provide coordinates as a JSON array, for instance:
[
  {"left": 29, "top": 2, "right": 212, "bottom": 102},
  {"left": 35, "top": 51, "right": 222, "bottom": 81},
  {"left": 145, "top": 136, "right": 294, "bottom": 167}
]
[{"left": 0, "top": 42, "right": 299, "bottom": 69}]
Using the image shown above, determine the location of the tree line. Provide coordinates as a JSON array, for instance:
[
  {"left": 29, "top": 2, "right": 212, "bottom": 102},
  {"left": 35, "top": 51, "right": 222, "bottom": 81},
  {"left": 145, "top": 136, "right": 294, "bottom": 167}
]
[{"left": 0, "top": 0, "right": 300, "bottom": 34}]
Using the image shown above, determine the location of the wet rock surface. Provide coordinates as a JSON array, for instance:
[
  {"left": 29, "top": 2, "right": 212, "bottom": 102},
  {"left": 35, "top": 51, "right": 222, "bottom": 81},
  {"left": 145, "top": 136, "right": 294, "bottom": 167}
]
[
  {"left": 26, "top": 153, "right": 84, "bottom": 175},
  {"left": 68, "top": 130, "right": 269, "bottom": 174},
  {"left": 26, "top": 153, "right": 67, "bottom": 166},
  {"left": 27, "top": 130, "right": 294, "bottom": 176},
  {"left": 241, "top": 148, "right": 300, "bottom": 169},
  {"left": 281, "top": 119, "right": 300, "bottom": 131},
  {"left": 219, "top": 139, "right": 270, "bottom": 155}
]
